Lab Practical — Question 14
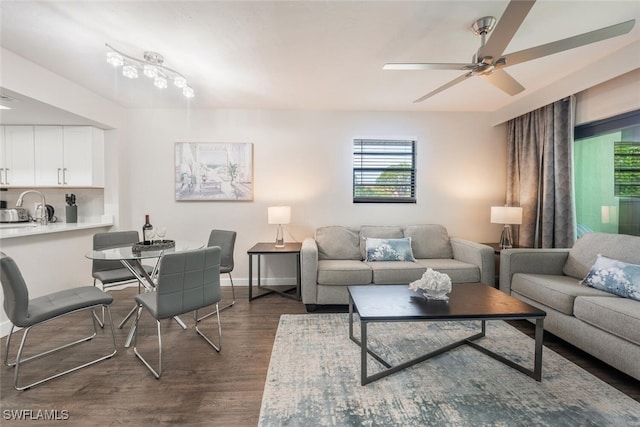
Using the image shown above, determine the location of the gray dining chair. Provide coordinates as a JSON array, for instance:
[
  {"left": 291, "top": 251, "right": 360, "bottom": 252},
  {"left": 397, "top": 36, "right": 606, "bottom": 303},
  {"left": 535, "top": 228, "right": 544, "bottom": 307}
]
[
  {"left": 92, "top": 230, "right": 154, "bottom": 327},
  {"left": 132, "top": 246, "right": 223, "bottom": 378},
  {"left": 0, "top": 252, "right": 117, "bottom": 391},
  {"left": 197, "top": 229, "right": 236, "bottom": 322}
]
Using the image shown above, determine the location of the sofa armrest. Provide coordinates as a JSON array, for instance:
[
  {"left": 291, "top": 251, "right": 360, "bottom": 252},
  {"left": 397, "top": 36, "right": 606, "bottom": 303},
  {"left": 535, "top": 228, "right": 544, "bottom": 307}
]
[
  {"left": 450, "top": 238, "right": 495, "bottom": 287},
  {"left": 301, "top": 237, "right": 319, "bottom": 304},
  {"left": 499, "top": 248, "right": 570, "bottom": 294}
]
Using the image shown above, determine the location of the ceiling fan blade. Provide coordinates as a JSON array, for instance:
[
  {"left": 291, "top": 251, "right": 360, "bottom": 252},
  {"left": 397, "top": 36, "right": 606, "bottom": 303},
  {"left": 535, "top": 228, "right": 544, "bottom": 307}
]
[
  {"left": 481, "top": 69, "right": 525, "bottom": 96},
  {"left": 384, "top": 63, "right": 473, "bottom": 71},
  {"left": 478, "top": 0, "right": 536, "bottom": 60},
  {"left": 413, "top": 73, "right": 472, "bottom": 103},
  {"left": 502, "top": 19, "right": 636, "bottom": 67}
]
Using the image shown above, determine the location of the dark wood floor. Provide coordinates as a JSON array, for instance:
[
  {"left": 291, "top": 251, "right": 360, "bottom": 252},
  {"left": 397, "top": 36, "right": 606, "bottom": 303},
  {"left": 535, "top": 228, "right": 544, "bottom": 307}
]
[{"left": 1, "top": 286, "right": 638, "bottom": 426}]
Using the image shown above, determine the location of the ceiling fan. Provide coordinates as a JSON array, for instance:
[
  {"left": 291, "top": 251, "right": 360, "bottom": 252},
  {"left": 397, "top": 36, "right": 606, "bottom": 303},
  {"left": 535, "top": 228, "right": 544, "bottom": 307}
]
[{"left": 384, "top": 0, "right": 636, "bottom": 103}]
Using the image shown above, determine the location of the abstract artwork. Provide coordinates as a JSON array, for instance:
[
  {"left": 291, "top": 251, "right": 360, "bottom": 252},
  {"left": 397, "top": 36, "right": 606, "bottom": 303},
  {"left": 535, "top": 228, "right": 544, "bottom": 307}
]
[{"left": 175, "top": 142, "right": 253, "bottom": 201}]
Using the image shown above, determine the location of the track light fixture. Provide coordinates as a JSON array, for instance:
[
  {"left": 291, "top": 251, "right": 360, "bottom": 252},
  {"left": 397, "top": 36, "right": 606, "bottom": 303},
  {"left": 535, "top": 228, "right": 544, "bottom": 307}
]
[{"left": 105, "top": 43, "right": 194, "bottom": 99}]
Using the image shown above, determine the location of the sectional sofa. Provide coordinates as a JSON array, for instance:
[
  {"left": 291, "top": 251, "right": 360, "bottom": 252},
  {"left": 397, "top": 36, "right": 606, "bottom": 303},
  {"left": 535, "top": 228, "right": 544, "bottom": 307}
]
[
  {"left": 500, "top": 232, "right": 640, "bottom": 380},
  {"left": 301, "top": 224, "right": 494, "bottom": 309}
]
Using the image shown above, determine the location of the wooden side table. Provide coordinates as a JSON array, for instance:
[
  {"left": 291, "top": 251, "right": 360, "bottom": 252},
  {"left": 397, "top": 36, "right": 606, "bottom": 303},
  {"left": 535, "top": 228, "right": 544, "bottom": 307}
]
[{"left": 247, "top": 242, "right": 302, "bottom": 301}]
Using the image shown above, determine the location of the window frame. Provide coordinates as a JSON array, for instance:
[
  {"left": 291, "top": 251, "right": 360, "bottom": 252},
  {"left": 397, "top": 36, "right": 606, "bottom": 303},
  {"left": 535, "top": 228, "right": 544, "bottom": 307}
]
[{"left": 352, "top": 138, "right": 417, "bottom": 204}]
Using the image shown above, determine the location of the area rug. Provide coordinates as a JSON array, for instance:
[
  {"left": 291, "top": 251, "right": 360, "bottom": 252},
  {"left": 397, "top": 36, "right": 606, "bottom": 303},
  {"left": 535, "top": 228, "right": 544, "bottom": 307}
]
[{"left": 259, "top": 314, "right": 640, "bottom": 427}]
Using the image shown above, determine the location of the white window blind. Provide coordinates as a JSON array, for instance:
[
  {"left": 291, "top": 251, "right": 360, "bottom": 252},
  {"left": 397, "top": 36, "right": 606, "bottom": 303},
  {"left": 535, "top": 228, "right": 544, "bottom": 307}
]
[{"left": 353, "top": 139, "right": 416, "bottom": 203}]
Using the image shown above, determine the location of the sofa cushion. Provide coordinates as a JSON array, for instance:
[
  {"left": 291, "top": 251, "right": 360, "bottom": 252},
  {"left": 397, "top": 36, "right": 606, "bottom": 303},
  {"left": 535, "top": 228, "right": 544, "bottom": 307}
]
[
  {"left": 359, "top": 226, "right": 404, "bottom": 259},
  {"left": 317, "top": 260, "right": 372, "bottom": 285},
  {"left": 581, "top": 255, "right": 640, "bottom": 301},
  {"left": 574, "top": 296, "right": 639, "bottom": 346},
  {"left": 367, "top": 261, "right": 425, "bottom": 284},
  {"left": 563, "top": 232, "right": 640, "bottom": 280},
  {"left": 403, "top": 225, "right": 453, "bottom": 259},
  {"left": 364, "top": 237, "right": 416, "bottom": 262},
  {"left": 415, "top": 259, "right": 479, "bottom": 283},
  {"left": 316, "top": 226, "right": 361, "bottom": 260},
  {"left": 511, "top": 273, "right": 616, "bottom": 316}
]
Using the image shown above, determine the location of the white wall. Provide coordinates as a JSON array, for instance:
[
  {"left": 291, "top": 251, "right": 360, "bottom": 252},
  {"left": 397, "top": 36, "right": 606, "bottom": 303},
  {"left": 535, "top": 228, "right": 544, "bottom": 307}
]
[{"left": 123, "top": 108, "right": 507, "bottom": 283}]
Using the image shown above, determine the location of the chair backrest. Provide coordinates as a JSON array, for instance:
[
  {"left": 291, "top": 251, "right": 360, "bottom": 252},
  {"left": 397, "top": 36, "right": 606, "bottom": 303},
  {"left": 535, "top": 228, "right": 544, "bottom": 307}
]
[
  {"left": 0, "top": 252, "right": 30, "bottom": 327},
  {"left": 92, "top": 231, "right": 140, "bottom": 276},
  {"left": 155, "top": 246, "right": 221, "bottom": 319},
  {"left": 207, "top": 229, "right": 236, "bottom": 273}
]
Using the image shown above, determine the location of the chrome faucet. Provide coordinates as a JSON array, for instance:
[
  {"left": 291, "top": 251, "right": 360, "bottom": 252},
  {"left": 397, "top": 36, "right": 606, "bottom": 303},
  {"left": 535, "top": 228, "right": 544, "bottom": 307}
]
[{"left": 16, "top": 190, "right": 48, "bottom": 225}]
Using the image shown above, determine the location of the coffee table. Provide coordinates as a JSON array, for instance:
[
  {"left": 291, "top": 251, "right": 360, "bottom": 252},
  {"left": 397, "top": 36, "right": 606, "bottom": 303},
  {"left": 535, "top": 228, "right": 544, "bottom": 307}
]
[{"left": 348, "top": 284, "right": 546, "bottom": 385}]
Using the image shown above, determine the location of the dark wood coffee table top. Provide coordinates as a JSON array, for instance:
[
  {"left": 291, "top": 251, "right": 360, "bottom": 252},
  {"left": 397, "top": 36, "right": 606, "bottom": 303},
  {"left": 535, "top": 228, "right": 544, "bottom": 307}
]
[{"left": 348, "top": 284, "right": 546, "bottom": 321}]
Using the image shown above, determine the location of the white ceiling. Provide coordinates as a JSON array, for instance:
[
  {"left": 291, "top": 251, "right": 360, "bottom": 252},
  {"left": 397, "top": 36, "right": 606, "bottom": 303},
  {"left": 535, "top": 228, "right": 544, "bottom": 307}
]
[{"left": 0, "top": 0, "right": 639, "bottom": 119}]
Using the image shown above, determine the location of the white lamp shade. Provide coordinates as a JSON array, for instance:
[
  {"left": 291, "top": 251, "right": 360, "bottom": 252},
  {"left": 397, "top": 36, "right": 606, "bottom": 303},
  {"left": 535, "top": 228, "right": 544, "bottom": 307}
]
[
  {"left": 268, "top": 206, "right": 291, "bottom": 225},
  {"left": 490, "top": 206, "right": 523, "bottom": 225}
]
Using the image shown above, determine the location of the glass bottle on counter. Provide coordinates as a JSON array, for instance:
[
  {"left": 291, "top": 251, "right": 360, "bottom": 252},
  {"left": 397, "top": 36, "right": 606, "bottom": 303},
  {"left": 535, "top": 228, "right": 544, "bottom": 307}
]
[{"left": 142, "top": 214, "right": 154, "bottom": 245}]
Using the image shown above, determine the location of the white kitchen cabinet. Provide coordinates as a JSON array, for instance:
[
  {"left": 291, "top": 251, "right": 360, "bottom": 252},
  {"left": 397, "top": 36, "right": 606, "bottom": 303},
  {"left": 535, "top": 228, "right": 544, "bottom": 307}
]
[
  {"left": 0, "top": 125, "right": 36, "bottom": 186},
  {"left": 34, "top": 126, "right": 104, "bottom": 187}
]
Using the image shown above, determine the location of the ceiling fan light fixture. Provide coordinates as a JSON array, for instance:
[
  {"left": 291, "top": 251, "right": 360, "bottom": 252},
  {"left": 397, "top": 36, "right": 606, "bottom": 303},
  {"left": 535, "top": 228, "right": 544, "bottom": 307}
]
[{"left": 104, "top": 43, "right": 194, "bottom": 99}]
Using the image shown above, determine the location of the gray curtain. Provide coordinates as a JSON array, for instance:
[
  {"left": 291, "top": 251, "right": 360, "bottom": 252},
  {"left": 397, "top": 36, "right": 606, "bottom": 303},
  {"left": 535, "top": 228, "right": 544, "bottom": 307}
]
[{"left": 506, "top": 96, "right": 576, "bottom": 248}]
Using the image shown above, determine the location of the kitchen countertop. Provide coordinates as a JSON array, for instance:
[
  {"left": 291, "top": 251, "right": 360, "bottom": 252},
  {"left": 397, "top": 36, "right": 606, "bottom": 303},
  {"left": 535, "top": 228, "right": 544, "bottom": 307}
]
[{"left": 0, "top": 216, "right": 113, "bottom": 239}]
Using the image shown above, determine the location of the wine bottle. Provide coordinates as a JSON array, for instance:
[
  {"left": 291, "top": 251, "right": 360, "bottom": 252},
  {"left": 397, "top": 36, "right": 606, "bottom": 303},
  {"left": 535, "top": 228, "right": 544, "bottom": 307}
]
[{"left": 142, "top": 214, "right": 153, "bottom": 245}]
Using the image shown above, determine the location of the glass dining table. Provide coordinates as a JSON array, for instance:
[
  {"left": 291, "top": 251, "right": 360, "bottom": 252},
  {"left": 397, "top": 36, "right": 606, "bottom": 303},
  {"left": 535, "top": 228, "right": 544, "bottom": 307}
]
[{"left": 85, "top": 240, "right": 204, "bottom": 347}]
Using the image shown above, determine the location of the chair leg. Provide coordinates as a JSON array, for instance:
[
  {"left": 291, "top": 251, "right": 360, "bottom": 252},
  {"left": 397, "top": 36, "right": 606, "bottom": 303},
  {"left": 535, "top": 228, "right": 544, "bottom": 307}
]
[
  {"left": 194, "top": 303, "right": 222, "bottom": 352},
  {"left": 132, "top": 305, "right": 163, "bottom": 379},
  {"left": 92, "top": 279, "right": 106, "bottom": 328},
  {"left": 9, "top": 304, "right": 117, "bottom": 391},
  {"left": 196, "top": 273, "right": 235, "bottom": 322}
]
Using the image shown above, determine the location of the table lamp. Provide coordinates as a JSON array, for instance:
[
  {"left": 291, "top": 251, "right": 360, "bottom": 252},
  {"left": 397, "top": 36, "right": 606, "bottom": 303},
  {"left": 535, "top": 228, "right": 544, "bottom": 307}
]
[
  {"left": 268, "top": 206, "right": 291, "bottom": 248},
  {"left": 490, "top": 206, "right": 523, "bottom": 249}
]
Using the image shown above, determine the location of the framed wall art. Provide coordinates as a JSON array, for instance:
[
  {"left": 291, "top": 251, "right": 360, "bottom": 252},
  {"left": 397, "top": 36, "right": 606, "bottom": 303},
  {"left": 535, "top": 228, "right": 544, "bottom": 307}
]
[{"left": 175, "top": 142, "right": 254, "bottom": 201}]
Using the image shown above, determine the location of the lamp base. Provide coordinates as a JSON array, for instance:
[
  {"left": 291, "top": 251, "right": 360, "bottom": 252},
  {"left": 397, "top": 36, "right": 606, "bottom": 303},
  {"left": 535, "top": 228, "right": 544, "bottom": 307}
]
[
  {"left": 499, "top": 225, "right": 513, "bottom": 249},
  {"left": 274, "top": 224, "right": 285, "bottom": 248}
]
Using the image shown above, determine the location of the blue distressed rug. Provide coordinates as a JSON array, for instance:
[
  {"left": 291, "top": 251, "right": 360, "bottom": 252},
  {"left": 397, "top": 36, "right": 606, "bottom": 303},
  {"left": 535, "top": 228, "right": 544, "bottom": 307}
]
[{"left": 259, "top": 314, "right": 640, "bottom": 427}]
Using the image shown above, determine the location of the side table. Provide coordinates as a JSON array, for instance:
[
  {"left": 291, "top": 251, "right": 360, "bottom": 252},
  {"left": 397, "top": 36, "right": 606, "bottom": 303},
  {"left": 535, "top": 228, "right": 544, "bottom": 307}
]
[
  {"left": 247, "top": 242, "right": 302, "bottom": 301},
  {"left": 481, "top": 242, "right": 518, "bottom": 288}
]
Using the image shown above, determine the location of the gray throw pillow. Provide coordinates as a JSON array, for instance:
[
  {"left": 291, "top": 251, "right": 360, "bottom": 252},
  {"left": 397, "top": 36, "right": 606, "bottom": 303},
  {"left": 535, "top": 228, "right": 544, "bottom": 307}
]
[
  {"left": 403, "top": 225, "right": 453, "bottom": 259},
  {"left": 316, "top": 226, "right": 361, "bottom": 260}
]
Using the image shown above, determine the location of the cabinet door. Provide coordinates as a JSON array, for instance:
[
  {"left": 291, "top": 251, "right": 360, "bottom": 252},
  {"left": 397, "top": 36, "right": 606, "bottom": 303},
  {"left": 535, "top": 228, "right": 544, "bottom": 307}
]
[
  {"left": 2, "top": 126, "right": 35, "bottom": 186},
  {"left": 63, "top": 126, "right": 104, "bottom": 187},
  {"left": 35, "top": 126, "right": 64, "bottom": 185}
]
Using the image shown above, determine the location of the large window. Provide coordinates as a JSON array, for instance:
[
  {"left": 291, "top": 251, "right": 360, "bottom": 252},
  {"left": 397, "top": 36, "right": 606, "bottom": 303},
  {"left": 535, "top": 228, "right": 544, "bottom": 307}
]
[
  {"left": 353, "top": 139, "right": 416, "bottom": 203},
  {"left": 574, "top": 110, "right": 640, "bottom": 236}
]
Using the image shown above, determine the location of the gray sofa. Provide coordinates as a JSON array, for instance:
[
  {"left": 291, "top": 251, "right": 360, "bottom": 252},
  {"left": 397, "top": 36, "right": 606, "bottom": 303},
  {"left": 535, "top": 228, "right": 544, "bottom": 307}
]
[
  {"left": 500, "top": 232, "right": 640, "bottom": 380},
  {"left": 301, "top": 224, "right": 494, "bottom": 309}
]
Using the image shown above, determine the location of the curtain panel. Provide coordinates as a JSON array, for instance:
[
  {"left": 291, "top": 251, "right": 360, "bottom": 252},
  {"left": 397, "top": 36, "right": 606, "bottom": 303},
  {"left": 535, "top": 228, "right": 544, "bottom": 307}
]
[{"left": 506, "top": 96, "right": 576, "bottom": 248}]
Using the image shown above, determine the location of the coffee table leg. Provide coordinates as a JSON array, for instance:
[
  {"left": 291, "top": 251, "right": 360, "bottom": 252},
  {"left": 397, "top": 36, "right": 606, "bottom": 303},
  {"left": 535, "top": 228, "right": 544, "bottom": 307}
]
[
  {"left": 361, "top": 320, "right": 369, "bottom": 385},
  {"left": 534, "top": 318, "right": 544, "bottom": 381}
]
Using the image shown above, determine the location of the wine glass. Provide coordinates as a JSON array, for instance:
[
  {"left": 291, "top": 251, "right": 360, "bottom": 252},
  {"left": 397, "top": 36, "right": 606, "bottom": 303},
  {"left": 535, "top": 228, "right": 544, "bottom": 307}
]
[{"left": 157, "top": 227, "right": 167, "bottom": 242}]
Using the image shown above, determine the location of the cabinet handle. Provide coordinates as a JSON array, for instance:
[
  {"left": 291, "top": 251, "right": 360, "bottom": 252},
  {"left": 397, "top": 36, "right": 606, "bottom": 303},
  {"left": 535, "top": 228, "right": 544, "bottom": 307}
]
[
  {"left": 63, "top": 168, "right": 68, "bottom": 184},
  {"left": 5, "top": 168, "right": 9, "bottom": 185},
  {"left": 57, "top": 168, "right": 62, "bottom": 185},
  {"left": 0, "top": 168, "right": 4, "bottom": 185}
]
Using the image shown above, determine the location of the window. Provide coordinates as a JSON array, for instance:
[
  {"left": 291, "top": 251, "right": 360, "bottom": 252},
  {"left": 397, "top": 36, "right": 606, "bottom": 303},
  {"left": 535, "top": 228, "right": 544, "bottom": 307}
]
[
  {"left": 353, "top": 139, "right": 416, "bottom": 203},
  {"left": 574, "top": 110, "right": 640, "bottom": 237}
]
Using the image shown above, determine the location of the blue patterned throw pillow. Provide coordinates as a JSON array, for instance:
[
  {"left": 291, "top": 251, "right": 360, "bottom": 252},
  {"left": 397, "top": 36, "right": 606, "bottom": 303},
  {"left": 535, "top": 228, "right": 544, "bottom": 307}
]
[
  {"left": 365, "top": 237, "right": 416, "bottom": 262},
  {"left": 581, "top": 254, "right": 640, "bottom": 301}
]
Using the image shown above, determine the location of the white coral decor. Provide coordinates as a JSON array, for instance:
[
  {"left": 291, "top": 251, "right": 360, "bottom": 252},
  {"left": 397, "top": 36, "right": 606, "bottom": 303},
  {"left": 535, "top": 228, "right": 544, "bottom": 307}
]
[{"left": 409, "top": 268, "right": 452, "bottom": 300}]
